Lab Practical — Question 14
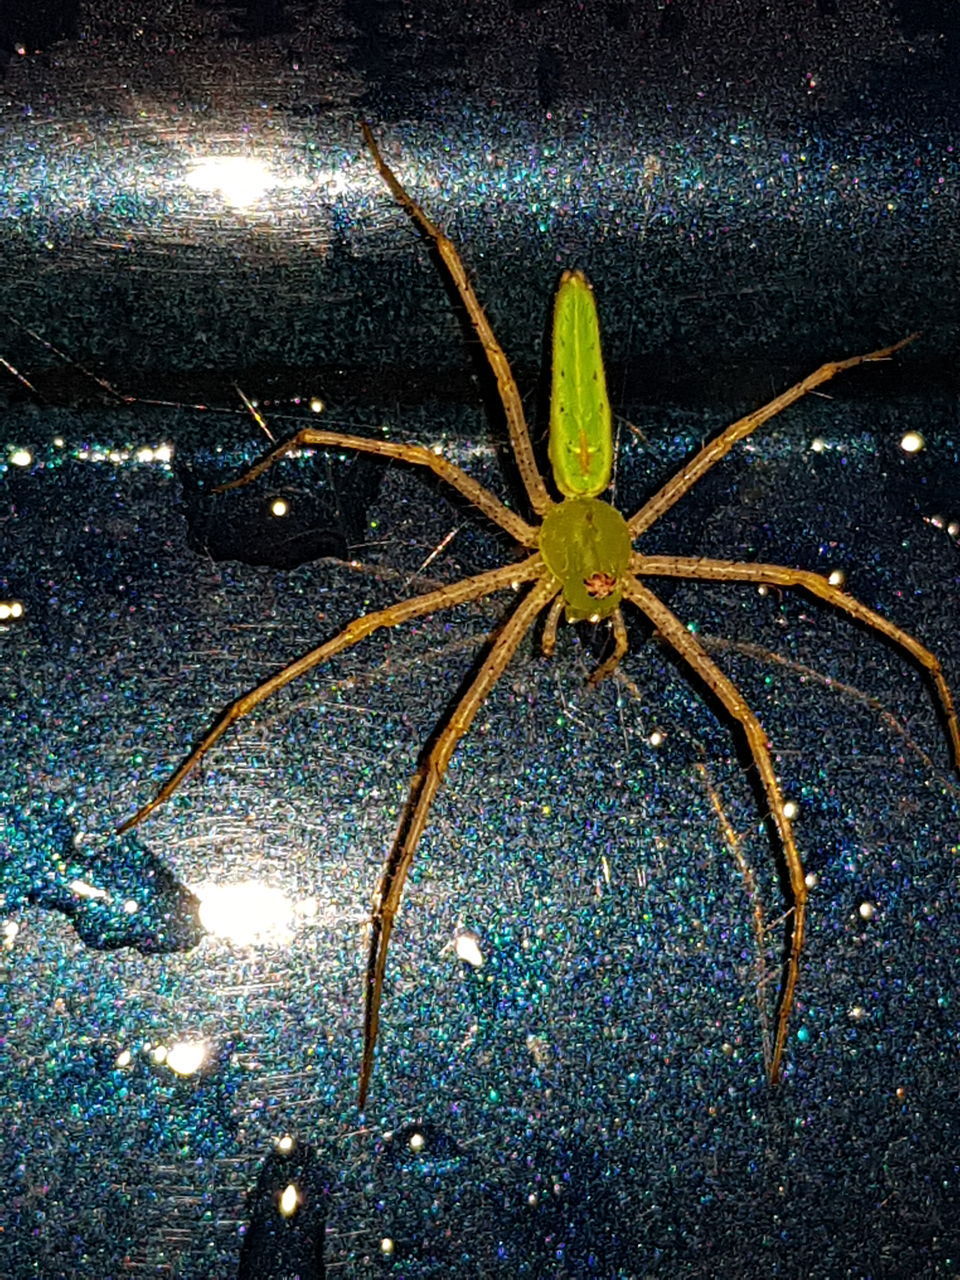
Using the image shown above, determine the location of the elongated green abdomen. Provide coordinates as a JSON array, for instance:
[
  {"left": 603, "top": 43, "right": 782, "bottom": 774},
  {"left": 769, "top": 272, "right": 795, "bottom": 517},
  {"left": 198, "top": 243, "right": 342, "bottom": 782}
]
[{"left": 547, "top": 270, "right": 613, "bottom": 499}]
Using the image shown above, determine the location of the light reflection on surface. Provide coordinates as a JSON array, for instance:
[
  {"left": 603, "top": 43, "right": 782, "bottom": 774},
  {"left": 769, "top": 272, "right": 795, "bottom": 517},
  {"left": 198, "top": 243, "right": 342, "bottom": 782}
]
[
  {"left": 184, "top": 156, "right": 291, "bottom": 210},
  {"left": 152, "top": 1039, "right": 211, "bottom": 1077},
  {"left": 277, "top": 1182, "right": 300, "bottom": 1218},
  {"left": 195, "top": 879, "right": 307, "bottom": 946}
]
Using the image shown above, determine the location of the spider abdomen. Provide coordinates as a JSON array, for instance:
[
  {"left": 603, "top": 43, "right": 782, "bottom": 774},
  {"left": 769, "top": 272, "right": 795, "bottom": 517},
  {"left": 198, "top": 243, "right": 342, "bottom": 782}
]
[{"left": 539, "top": 496, "right": 632, "bottom": 621}]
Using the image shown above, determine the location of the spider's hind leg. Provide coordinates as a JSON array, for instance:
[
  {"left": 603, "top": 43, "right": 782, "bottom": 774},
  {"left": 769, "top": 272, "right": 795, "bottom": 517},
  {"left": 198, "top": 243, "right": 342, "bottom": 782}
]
[{"left": 621, "top": 575, "right": 807, "bottom": 1085}]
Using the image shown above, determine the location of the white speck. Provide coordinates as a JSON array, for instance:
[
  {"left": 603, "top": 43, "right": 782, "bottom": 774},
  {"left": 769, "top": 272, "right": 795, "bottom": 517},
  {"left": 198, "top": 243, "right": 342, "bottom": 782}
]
[
  {"left": 278, "top": 1183, "right": 300, "bottom": 1218},
  {"left": 899, "top": 431, "right": 924, "bottom": 454},
  {"left": 69, "top": 879, "right": 110, "bottom": 901},
  {"left": 165, "top": 1039, "right": 210, "bottom": 1076},
  {"left": 858, "top": 901, "right": 876, "bottom": 921},
  {"left": 454, "top": 928, "right": 484, "bottom": 968}
]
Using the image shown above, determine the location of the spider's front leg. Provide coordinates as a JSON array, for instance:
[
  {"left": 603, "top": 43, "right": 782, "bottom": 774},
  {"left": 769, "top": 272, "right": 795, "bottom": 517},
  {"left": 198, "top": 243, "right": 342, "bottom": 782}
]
[
  {"left": 627, "top": 335, "right": 918, "bottom": 540},
  {"left": 214, "top": 427, "right": 538, "bottom": 547}
]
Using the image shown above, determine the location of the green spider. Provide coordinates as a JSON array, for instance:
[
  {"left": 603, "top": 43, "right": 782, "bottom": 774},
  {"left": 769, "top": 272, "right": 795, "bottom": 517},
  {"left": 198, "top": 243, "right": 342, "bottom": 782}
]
[{"left": 121, "top": 124, "right": 960, "bottom": 1107}]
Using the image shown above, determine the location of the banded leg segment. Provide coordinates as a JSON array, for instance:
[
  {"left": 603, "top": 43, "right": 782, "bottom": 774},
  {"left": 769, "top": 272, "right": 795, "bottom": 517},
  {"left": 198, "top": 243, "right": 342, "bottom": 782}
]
[
  {"left": 216, "top": 427, "right": 539, "bottom": 548},
  {"left": 362, "top": 123, "right": 553, "bottom": 519},
  {"left": 621, "top": 576, "right": 806, "bottom": 1084},
  {"left": 119, "top": 555, "right": 545, "bottom": 832},
  {"left": 633, "top": 553, "right": 960, "bottom": 768},
  {"left": 627, "top": 336, "right": 917, "bottom": 539},
  {"left": 360, "top": 575, "right": 561, "bottom": 1107}
]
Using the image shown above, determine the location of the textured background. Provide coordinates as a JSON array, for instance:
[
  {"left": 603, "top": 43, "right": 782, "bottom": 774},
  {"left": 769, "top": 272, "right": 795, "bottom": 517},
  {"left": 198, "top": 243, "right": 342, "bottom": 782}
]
[{"left": 1, "top": 2, "right": 959, "bottom": 1276}]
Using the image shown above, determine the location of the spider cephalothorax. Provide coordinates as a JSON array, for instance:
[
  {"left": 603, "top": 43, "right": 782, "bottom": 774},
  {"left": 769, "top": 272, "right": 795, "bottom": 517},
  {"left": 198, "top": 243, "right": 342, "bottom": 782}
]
[{"left": 121, "top": 125, "right": 960, "bottom": 1108}]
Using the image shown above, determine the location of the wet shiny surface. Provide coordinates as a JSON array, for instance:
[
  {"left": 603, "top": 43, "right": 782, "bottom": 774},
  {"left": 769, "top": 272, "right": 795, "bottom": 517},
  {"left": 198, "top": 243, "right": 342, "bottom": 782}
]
[{"left": 2, "top": 4, "right": 960, "bottom": 1275}]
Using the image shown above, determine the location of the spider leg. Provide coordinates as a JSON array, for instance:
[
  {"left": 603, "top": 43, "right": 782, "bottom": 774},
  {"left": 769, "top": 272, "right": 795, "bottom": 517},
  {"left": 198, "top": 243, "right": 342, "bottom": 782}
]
[
  {"left": 620, "top": 576, "right": 805, "bottom": 1085},
  {"left": 634, "top": 554, "right": 960, "bottom": 768},
  {"left": 119, "top": 555, "right": 544, "bottom": 833},
  {"left": 587, "top": 606, "right": 629, "bottom": 687},
  {"left": 539, "top": 599, "right": 627, "bottom": 685},
  {"left": 215, "top": 427, "right": 538, "bottom": 548},
  {"left": 541, "top": 594, "right": 564, "bottom": 657},
  {"left": 362, "top": 123, "right": 554, "bottom": 519},
  {"left": 627, "top": 336, "right": 917, "bottom": 539},
  {"left": 360, "top": 574, "right": 560, "bottom": 1107}
]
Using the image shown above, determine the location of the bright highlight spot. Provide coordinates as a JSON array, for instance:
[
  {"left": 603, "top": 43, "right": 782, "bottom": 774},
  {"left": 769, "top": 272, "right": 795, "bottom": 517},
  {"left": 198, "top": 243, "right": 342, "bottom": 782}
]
[
  {"left": 269, "top": 497, "right": 290, "bottom": 518},
  {"left": 185, "top": 156, "right": 280, "bottom": 210},
  {"left": 196, "top": 880, "right": 296, "bottom": 945},
  {"left": 454, "top": 928, "right": 484, "bottom": 968},
  {"left": 164, "top": 1039, "right": 210, "bottom": 1076},
  {"left": 69, "top": 879, "right": 110, "bottom": 902},
  {"left": 899, "top": 431, "right": 924, "bottom": 454},
  {"left": 132, "top": 442, "right": 175, "bottom": 465},
  {"left": 278, "top": 1183, "right": 300, "bottom": 1218},
  {"left": 9, "top": 448, "right": 32, "bottom": 467},
  {"left": 0, "top": 601, "right": 24, "bottom": 621}
]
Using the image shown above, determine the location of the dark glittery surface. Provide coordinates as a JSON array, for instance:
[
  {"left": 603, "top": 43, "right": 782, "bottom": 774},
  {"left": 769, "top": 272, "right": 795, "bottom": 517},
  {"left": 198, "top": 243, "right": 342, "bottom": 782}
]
[{"left": 2, "top": 3, "right": 960, "bottom": 1277}]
